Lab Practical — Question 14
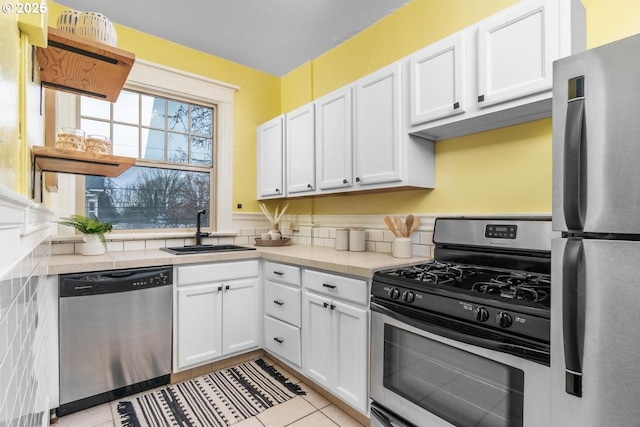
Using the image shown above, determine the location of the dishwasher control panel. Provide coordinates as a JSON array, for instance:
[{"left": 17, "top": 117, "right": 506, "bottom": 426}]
[{"left": 59, "top": 266, "right": 173, "bottom": 297}]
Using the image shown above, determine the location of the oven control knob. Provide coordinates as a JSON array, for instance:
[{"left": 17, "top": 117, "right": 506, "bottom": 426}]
[
  {"left": 496, "top": 311, "right": 513, "bottom": 328},
  {"left": 388, "top": 287, "right": 401, "bottom": 300},
  {"left": 402, "top": 291, "right": 415, "bottom": 303},
  {"left": 473, "top": 306, "right": 489, "bottom": 322}
]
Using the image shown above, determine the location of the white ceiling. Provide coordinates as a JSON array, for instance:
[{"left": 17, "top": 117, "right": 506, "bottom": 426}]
[{"left": 59, "top": 0, "right": 410, "bottom": 76}]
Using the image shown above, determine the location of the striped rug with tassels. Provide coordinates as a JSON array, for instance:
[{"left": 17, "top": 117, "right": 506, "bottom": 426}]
[{"left": 117, "top": 358, "right": 305, "bottom": 427}]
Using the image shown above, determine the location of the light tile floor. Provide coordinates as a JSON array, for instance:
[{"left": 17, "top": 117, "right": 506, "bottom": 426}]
[{"left": 55, "top": 360, "right": 365, "bottom": 427}]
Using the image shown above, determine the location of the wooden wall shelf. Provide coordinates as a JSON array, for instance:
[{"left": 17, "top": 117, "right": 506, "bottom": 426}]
[
  {"left": 32, "top": 146, "right": 135, "bottom": 177},
  {"left": 35, "top": 27, "right": 135, "bottom": 102}
]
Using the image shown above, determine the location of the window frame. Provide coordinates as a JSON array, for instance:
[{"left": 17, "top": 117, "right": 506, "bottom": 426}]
[{"left": 57, "top": 59, "right": 238, "bottom": 234}]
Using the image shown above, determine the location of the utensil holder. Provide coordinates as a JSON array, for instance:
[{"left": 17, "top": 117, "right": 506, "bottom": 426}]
[{"left": 392, "top": 237, "right": 413, "bottom": 258}]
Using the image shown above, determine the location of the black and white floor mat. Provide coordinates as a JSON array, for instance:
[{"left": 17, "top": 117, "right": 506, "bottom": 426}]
[{"left": 117, "top": 358, "right": 305, "bottom": 427}]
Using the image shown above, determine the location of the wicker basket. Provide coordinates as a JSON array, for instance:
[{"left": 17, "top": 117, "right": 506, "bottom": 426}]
[
  {"left": 76, "top": 12, "right": 117, "bottom": 46},
  {"left": 254, "top": 237, "right": 291, "bottom": 247}
]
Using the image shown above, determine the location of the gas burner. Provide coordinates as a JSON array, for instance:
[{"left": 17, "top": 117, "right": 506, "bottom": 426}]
[
  {"left": 388, "top": 261, "right": 479, "bottom": 286},
  {"left": 471, "top": 273, "right": 550, "bottom": 303}
]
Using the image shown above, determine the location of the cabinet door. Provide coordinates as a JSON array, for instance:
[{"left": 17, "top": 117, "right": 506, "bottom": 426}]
[
  {"left": 222, "top": 277, "right": 260, "bottom": 355},
  {"left": 302, "top": 292, "right": 334, "bottom": 387},
  {"left": 333, "top": 300, "right": 368, "bottom": 413},
  {"left": 177, "top": 283, "right": 223, "bottom": 369},
  {"left": 257, "top": 115, "right": 284, "bottom": 198},
  {"left": 409, "top": 32, "right": 466, "bottom": 125},
  {"left": 315, "top": 87, "right": 353, "bottom": 190},
  {"left": 354, "top": 62, "right": 402, "bottom": 186},
  {"left": 286, "top": 103, "right": 316, "bottom": 195},
  {"left": 477, "top": 0, "right": 557, "bottom": 107}
]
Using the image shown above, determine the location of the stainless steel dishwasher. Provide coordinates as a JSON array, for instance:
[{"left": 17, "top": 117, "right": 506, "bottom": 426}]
[{"left": 58, "top": 266, "right": 173, "bottom": 416}]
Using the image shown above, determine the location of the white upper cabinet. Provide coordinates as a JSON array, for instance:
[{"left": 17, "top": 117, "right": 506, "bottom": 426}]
[
  {"left": 477, "top": 0, "right": 554, "bottom": 107},
  {"left": 286, "top": 103, "right": 316, "bottom": 195},
  {"left": 355, "top": 62, "right": 403, "bottom": 186},
  {"left": 354, "top": 61, "right": 435, "bottom": 191},
  {"left": 257, "top": 115, "right": 285, "bottom": 199},
  {"left": 409, "top": 32, "right": 467, "bottom": 125},
  {"left": 315, "top": 86, "right": 354, "bottom": 191},
  {"left": 409, "top": 0, "right": 585, "bottom": 140}
]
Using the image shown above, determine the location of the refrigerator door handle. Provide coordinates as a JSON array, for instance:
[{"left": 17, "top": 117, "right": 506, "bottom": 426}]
[
  {"left": 563, "top": 237, "right": 585, "bottom": 397},
  {"left": 563, "top": 97, "right": 586, "bottom": 231}
]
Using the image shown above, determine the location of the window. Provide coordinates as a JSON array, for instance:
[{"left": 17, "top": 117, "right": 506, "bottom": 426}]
[
  {"left": 54, "top": 60, "right": 238, "bottom": 234},
  {"left": 79, "top": 91, "right": 214, "bottom": 230}
]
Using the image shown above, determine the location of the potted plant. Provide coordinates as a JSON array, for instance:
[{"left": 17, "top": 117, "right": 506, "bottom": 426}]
[{"left": 58, "top": 214, "right": 114, "bottom": 255}]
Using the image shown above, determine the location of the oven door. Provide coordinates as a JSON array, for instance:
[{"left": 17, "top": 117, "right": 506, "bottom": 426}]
[{"left": 371, "top": 301, "right": 549, "bottom": 427}]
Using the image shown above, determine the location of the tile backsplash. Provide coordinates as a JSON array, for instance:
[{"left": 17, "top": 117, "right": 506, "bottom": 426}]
[
  {"left": 0, "top": 239, "right": 52, "bottom": 427},
  {"left": 51, "top": 217, "right": 435, "bottom": 258}
]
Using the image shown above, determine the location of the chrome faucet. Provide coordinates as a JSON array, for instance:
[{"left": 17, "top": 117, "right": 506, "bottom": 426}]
[{"left": 196, "top": 209, "right": 207, "bottom": 245}]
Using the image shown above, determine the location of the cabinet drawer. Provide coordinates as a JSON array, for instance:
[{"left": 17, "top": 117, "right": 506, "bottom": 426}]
[
  {"left": 303, "top": 269, "right": 368, "bottom": 305},
  {"left": 264, "top": 316, "right": 301, "bottom": 367},
  {"left": 264, "top": 281, "right": 301, "bottom": 327},
  {"left": 177, "top": 260, "right": 259, "bottom": 286},
  {"left": 264, "top": 261, "right": 300, "bottom": 286}
]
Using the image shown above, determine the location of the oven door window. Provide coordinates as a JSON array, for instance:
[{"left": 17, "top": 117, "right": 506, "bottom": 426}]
[{"left": 383, "top": 324, "right": 524, "bottom": 427}]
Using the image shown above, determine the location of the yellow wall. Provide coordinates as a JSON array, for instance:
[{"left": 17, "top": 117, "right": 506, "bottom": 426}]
[
  {"left": 0, "top": 13, "right": 22, "bottom": 192},
  {"left": 280, "top": 0, "right": 640, "bottom": 216}
]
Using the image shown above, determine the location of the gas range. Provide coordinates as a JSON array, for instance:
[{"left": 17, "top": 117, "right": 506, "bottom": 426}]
[{"left": 371, "top": 217, "right": 554, "bottom": 364}]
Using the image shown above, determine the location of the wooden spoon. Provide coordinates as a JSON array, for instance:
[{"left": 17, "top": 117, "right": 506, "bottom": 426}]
[
  {"left": 409, "top": 216, "right": 421, "bottom": 235},
  {"left": 405, "top": 215, "right": 414, "bottom": 237},
  {"left": 394, "top": 217, "right": 404, "bottom": 237},
  {"left": 384, "top": 216, "right": 400, "bottom": 237}
]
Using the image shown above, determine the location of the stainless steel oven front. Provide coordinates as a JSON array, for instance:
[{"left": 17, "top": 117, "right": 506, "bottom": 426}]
[{"left": 370, "top": 303, "right": 550, "bottom": 427}]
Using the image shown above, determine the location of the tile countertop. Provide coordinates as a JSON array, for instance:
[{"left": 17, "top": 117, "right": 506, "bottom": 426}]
[{"left": 46, "top": 245, "right": 430, "bottom": 278}]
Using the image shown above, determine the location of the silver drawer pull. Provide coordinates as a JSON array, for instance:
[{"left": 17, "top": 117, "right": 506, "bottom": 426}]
[
  {"left": 273, "top": 271, "right": 284, "bottom": 276},
  {"left": 273, "top": 337, "right": 284, "bottom": 344},
  {"left": 322, "top": 283, "right": 336, "bottom": 289},
  {"left": 273, "top": 300, "right": 284, "bottom": 306}
]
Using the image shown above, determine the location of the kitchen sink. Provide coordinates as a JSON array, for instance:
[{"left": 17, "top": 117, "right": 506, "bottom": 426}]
[{"left": 160, "top": 244, "right": 257, "bottom": 255}]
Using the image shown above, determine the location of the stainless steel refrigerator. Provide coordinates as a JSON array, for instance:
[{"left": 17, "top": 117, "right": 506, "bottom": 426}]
[{"left": 551, "top": 32, "right": 640, "bottom": 426}]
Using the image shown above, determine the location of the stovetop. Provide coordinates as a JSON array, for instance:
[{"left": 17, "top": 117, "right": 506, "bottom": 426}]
[
  {"left": 377, "top": 260, "right": 551, "bottom": 310},
  {"left": 372, "top": 258, "right": 551, "bottom": 344}
]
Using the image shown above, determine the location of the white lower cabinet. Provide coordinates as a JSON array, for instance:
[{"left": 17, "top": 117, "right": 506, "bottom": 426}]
[
  {"left": 175, "top": 261, "right": 260, "bottom": 371},
  {"left": 262, "top": 262, "right": 302, "bottom": 367},
  {"left": 302, "top": 271, "right": 369, "bottom": 414}
]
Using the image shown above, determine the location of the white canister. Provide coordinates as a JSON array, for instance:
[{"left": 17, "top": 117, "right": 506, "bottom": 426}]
[
  {"left": 349, "top": 229, "right": 366, "bottom": 252},
  {"left": 260, "top": 232, "right": 271, "bottom": 240},
  {"left": 269, "top": 230, "right": 281, "bottom": 240},
  {"left": 335, "top": 228, "right": 349, "bottom": 251},
  {"left": 392, "top": 237, "right": 413, "bottom": 258}
]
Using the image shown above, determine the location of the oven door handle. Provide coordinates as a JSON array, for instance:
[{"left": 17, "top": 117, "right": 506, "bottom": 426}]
[
  {"left": 371, "top": 300, "right": 549, "bottom": 362},
  {"left": 371, "top": 404, "right": 413, "bottom": 427}
]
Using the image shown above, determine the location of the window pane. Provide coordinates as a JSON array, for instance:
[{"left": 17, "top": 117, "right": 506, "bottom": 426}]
[
  {"left": 80, "top": 119, "right": 110, "bottom": 138},
  {"left": 167, "top": 100, "right": 189, "bottom": 133},
  {"left": 113, "top": 124, "right": 139, "bottom": 157},
  {"left": 141, "top": 94, "right": 165, "bottom": 129},
  {"left": 81, "top": 97, "right": 110, "bottom": 119},
  {"left": 113, "top": 90, "right": 139, "bottom": 124},
  {"left": 85, "top": 167, "right": 211, "bottom": 230},
  {"left": 191, "top": 106, "right": 212, "bottom": 137},
  {"left": 141, "top": 128, "right": 165, "bottom": 161},
  {"left": 167, "top": 132, "right": 188, "bottom": 163},
  {"left": 191, "top": 136, "right": 212, "bottom": 166}
]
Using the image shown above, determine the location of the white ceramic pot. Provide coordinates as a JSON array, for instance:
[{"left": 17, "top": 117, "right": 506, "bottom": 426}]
[
  {"left": 268, "top": 230, "right": 281, "bottom": 240},
  {"left": 80, "top": 234, "right": 105, "bottom": 256},
  {"left": 392, "top": 237, "right": 413, "bottom": 258}
]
